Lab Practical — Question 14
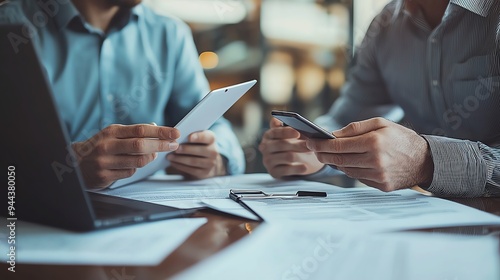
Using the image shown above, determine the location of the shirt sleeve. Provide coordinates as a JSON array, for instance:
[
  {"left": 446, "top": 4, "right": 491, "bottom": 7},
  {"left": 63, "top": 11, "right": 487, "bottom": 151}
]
[
  {"left": 163, "top": 20, "right": 245, "bottom": 175},
  {"left": 422, "top": 135, "right": 500, "bottom": 197}
]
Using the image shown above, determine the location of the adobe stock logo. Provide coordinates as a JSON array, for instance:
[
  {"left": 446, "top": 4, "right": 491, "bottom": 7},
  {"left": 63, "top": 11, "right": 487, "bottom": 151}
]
[
  {"left": 4, "top": 0, "right": 71, "bottom": 53},
  {"left": 212, "top": 0, "right": 241, "bottom": 21},
  {"left": 281, "top": 233, "right": 341, "bottom": 280},
  {"left": 108, "top": 267, "right": 135, "bottom": 280},
  {"left": 442, "top": 76, "right": 499, "bottom": 130}
]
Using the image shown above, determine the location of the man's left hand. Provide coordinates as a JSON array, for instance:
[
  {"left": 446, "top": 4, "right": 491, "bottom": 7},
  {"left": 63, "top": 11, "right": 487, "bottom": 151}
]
[
  {"left": 306, "top": 118, "right": 434, "bottom": 191},
  {"left": 167, "top": 130, "right": 226, "bottom": 179}
]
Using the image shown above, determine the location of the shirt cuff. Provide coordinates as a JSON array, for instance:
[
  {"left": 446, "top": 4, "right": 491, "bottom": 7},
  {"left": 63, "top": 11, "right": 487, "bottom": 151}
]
[
  {"left": 217, "top": 147, "right": 244, "bottom": 175},
  {"left": 422, "top": 135, "right": 488, "bottom": 197}
]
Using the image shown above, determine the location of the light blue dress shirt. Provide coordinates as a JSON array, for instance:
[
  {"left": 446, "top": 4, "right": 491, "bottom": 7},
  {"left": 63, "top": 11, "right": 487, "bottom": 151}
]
[{"left": 0, "top": 0, "right": 245, "bottom": 174}]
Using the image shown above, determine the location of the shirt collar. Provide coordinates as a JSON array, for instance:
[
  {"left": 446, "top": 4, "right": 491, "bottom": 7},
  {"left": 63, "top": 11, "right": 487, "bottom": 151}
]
[
  {"left": 131, "top": 5, "right": 143, "bottom": 19},
  {"left": 48, "top": 1, "right": 143, "bottom": 31},
  {"left": 450, "top": 0, "right": 494, "bottom": 17},
  {"left": 396, "top": 0, "right": 494, "bottom": 18}
]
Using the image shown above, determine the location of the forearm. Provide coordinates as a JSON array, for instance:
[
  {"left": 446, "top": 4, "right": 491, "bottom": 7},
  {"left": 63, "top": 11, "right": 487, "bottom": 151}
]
[{"left": 422, "top": 135, "right": 500, "bottom": 197}]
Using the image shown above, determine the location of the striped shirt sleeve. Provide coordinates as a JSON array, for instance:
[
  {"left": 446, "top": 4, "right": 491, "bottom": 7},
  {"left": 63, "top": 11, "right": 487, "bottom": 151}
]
[{"left": 422, "top": 135, "right": 500, "bottom": 197}]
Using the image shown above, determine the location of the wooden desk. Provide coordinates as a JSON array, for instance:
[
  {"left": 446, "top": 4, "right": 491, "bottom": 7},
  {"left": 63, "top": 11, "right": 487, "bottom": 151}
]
[{"left": 3, "top": 197, "right": 499, "bottom": 280}]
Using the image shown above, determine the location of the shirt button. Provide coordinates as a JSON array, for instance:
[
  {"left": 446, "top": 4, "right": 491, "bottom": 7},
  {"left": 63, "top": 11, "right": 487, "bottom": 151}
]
[
  {"left": 431, "top": 38, "right": 436, "bottom": 43},
  {"left": 107, "top": 94, "right": 114, "bottom": 102},
  {"left": 432, "top": 80, "right": 439, "bottom": 86}
]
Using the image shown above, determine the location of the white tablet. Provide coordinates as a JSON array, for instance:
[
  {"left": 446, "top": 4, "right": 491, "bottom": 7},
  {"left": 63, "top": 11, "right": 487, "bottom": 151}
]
[{"left": 110, "top": 80, "right": 257, "bottom": 188}]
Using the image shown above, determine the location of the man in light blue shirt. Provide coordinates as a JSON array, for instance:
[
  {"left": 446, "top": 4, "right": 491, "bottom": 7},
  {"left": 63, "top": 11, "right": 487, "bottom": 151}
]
[
  {"left": 1, "top": 0, "right": 245, "bottom": 188},
  {"left": 260, "top": 0, "right": 499, "bottom": 197}
]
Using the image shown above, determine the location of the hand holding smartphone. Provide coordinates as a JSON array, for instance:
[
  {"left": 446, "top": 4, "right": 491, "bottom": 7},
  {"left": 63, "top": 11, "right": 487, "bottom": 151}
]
[
  {"left": 271, "top": 110, "right": 338, "bottom": 170},
  {"left": 271, "top": 110, "right": 335, "bottom": 139}
]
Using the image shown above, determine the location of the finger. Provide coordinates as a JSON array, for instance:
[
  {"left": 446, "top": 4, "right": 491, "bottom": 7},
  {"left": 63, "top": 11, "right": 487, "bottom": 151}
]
[
  {"left": 167, "top": 153, "right": 215, "bottom": 169},
  {"left": 94, "top": 168, "right": 137, "bottom": 185},
  {"left": 188, "top": 130, "right": 215, "bottom": 144},
  {"left": 106, "top": 138, "right": 179, "bottom": 154},
  {"left": 315, "top": 152, "right": 372, "bottom": 168},
  {"left": 306, "top": 136, "right": 371, "bottom": 154},
  {"left": 259, "top": 139, "right": 309, "bottom": 154},
  {"left": 105, "top": 124, "right": 180, "bottom": 140},
  {"left": 169, "top": 161, "right": 208, "bottom": 179},
  {"left": 263, "top": 126, "right": 300, "bottom": 140},
  {"left": 165, "top": 165, "right": 183, "bottom": 176},
  {"left": 268, "top": 164, "right": 309, "bottom": 178},
  {"left": 175, "top": 143, "right": 218, "bottom": 158},
  {"left": 333, "top": 117, "right": 389, "bottom": 138},
  {"left": 270, "top": 117, "right": 283, "bottom": 128},
  {"left": 100, "top": 154, "right": 156, "bottom": 169}
]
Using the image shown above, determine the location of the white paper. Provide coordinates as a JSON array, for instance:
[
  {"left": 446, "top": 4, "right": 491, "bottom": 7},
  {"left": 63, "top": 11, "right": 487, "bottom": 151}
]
[
  {"left": 100, "top": 173, "right": 332, "bottom": 213},
  {"left": 239, "top": 187, "right": 500, "bottom": 230},
  {"left": 110, "top": 80, "right": 257, "bottom": 189},
  {"left": 0, "top": 218, "right": 206, "bottom": 265},
  {"left": 175, "top": 223, "right": 500, "bottom": 280},
  {"left": 102, "top": 173, "right": 500, "bottom": 229}
]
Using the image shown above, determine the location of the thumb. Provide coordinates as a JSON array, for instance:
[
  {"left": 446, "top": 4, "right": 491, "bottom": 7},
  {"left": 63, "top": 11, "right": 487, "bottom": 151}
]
[
  {"left": 333, "top": 117, "right": 389, "bottom": 137},
  {"left": 189, "top": 130, "right": 215, "bottom": 144},
  {"left": 270, "top": 117, "right": 283, "bottom": 128}
]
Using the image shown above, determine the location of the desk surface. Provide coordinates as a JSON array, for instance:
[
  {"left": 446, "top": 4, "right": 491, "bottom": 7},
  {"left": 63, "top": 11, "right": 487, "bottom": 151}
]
[{"left": 4, "top": 194, "right": 500, "bottom": 280}]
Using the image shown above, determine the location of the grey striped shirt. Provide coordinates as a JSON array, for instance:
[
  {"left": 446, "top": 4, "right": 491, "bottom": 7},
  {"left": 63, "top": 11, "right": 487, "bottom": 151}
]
[{"left": 314, "top": 0, "right": 500, "bottom": 197}]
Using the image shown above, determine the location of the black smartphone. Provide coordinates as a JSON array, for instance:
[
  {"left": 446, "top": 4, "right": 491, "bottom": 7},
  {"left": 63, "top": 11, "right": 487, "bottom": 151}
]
[{"left": 271, "top": 110, "right": 335, "bottom": 139}]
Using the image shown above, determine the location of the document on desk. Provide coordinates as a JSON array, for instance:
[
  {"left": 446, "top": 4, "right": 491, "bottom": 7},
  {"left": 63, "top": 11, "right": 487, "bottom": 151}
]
[
  {"left": 100, "top": 173, "right": 331, "bottom": 220},
  {"left": 102, "top": 173, "right": 500, "bottom": 229},
  {"left": 175, "top": 223, "right": 500, "bottom": 280},
  {"left": 0, "top": 218, "right": 206, "bottom": 265},
  {"left": 228, "top": 186, "right": 500, "bottom": 230},
  {"left": 110, "top": 80, "right": 257, "bottom": 189}
]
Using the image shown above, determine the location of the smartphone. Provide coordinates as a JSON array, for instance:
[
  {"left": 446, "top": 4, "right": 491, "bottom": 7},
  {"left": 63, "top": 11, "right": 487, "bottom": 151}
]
[{"left": 271, "top": 110, "right": 335, "bottom": 139}]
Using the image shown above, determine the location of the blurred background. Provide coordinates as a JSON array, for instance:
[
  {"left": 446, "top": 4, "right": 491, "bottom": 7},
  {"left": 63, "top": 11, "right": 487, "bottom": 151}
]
[{"left": 142, "top": 0, "right": 392, "bottom": 173}]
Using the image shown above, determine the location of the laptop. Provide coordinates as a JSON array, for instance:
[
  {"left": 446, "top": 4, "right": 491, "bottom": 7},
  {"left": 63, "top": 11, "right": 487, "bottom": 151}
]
[{"left": 1, "top": 25, "right": 194, "bottom": 231}]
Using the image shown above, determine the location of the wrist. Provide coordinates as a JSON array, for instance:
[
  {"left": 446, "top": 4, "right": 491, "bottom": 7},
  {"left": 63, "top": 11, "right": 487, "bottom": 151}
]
[
  {"left": 216, "top": 154, "right": 228, "bottom": 176},
  {"left": 417, "top": 136, "right": 434, "bottom": 188}
]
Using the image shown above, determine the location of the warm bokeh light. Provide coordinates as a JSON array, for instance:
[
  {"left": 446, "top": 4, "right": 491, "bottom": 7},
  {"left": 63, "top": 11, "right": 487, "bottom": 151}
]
[
  {"left": 260, "top": 52, "right": 295, "bottom": 105},
  {"left": 296, "top": 64, "right": 326, "bottom": 101},
  {"left": 199, "top": 51, "right": 219, "bottom": 69},
  {"left": 327, "top": 68, "right": 346, "bottom": 90},
  {"left": 261, "top": 1, "right": 348, "bottom": 47}
]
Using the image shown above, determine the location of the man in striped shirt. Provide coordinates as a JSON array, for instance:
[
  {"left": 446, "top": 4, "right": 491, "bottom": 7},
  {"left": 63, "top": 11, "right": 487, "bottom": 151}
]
[{"left": 260, "top": 0, "right": 500, "bottom": 197}]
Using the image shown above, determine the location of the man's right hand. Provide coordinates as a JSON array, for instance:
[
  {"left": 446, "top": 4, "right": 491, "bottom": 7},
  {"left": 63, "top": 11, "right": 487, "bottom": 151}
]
[
  {"left": 259, "top": 118, "right": 325, "bottom": 178},
  {"left": 72, "top": 124, "right": 180, "bottom": 189}
]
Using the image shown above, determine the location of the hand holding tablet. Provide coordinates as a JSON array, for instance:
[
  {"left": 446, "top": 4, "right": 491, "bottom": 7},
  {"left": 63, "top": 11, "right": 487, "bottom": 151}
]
[{"left": 109, "top": 80, "right": 257, "bottom": 188}]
